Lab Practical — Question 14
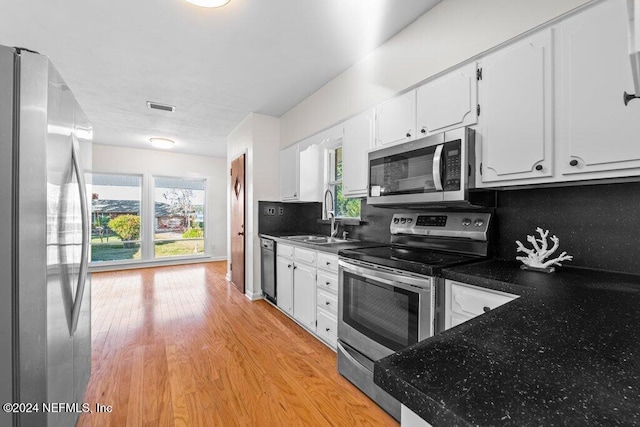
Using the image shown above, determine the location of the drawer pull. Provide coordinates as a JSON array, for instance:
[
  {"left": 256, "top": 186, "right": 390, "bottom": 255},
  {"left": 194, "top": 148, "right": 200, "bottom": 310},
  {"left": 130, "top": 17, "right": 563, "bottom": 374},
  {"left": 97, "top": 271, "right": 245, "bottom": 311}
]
[
  {"left": 325, "top": 281, "right": 331, "bottom": 285},
  {"left": 325, "top": 328, "right": 331, "bottom": 332},
  {"left": 325, "top": 301, "right": 331, "bottom": 305},
  {"left": 483, "top": 306, "right": 491, "bottom": 313},
  {"left": 326, "top": 261, "right": 331, "bottom": 266}
]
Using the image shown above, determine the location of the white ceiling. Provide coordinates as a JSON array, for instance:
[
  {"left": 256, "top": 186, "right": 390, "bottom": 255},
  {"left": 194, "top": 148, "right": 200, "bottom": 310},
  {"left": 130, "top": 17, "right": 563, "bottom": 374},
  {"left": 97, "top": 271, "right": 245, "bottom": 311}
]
[{"left": 0, "top": 0, "right": 441, "bottom": 157}]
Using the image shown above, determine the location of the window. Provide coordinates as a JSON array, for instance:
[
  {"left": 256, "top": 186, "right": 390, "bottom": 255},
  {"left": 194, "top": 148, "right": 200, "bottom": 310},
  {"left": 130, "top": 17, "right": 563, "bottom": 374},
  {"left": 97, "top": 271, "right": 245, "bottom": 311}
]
[
  {"left": 90, "top": 174, "right": 142, "bottom": 262},
  {"left": 328, "top": 146, "right": 361, "bottom": 218},
  {"left": 154, "top": 177, "right": 206, "bottom": 258}
]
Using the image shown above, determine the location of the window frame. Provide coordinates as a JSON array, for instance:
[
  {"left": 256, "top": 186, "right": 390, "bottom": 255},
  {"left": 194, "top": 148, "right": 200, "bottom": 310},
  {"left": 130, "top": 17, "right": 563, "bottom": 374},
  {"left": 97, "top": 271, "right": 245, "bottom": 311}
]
[
  {"left": 152, "top": 175, "right": 208, "bottom": 260},
  {"left": 325, "top": 144, "right": 361, "bottom": 220},
  {"left": 88, "top": 172, "right": 144, "bottom": 265},
  {"left": 88, "top": 171, "right": 210, "bottom": 267}
]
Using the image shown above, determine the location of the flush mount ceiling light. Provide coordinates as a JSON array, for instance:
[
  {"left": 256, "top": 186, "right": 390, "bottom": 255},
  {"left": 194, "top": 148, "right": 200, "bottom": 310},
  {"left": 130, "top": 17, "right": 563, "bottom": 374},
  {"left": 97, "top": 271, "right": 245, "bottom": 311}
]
[
  {"left": 184, "top": 0, "right": 230, "bottom": 8},
  {"left": 149, "top": 138, "right": 175, "bottom": 149}
]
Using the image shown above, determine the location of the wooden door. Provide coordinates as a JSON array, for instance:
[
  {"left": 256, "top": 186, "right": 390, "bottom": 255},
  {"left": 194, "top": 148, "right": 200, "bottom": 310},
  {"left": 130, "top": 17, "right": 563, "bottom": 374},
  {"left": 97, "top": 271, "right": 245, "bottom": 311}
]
[{"left": 230, "top": 154, "right": 245, "bottom": 293}]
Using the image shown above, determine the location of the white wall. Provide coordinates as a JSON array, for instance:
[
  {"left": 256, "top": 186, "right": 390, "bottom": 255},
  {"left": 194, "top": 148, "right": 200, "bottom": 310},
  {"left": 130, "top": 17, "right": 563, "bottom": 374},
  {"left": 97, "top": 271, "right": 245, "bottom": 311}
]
[
  {"left": 280, "top": 0, "right": 591, "bottom": 147},
  {"left": 91, "top": 144, "right": 227, "bottom": 260},
  {"left": 227, "top": 113, "right": 281, "bottom": 299}
]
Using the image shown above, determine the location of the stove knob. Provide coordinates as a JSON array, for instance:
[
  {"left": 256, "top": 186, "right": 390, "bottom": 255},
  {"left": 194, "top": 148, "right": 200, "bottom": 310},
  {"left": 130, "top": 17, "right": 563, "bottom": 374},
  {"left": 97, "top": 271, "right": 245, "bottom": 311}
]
[
  {"left": 407, "top": 218, "right": 413, "bottom": 224},
  {"left": 394, "top": 218, "right": 399, "bottom": 224},
  {"left": 474, "top": 219, "right": 485, "bottom": 227},
  {"left": 461, "top": 218, "right": 472, "bottom": 227},
  {"left": 400, "top": 218, "right": 407, "bottom": 224}
]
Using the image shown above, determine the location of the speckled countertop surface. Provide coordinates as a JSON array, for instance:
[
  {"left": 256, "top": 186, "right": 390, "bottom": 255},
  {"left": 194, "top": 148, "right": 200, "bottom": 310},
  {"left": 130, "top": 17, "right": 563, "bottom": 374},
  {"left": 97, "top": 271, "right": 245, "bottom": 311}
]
[
  {"left": 259, "top": 233, "right": 384, "bottom": 254},
  {"left": 374, "top": 260, "right": 640, "bottom": 426}
]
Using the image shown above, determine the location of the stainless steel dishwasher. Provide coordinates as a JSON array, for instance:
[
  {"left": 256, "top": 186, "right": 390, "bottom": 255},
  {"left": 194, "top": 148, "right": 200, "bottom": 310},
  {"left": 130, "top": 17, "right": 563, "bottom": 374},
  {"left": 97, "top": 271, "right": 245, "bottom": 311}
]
[{"left": 260, "top": 238, "right": 276, "bottom": 304}]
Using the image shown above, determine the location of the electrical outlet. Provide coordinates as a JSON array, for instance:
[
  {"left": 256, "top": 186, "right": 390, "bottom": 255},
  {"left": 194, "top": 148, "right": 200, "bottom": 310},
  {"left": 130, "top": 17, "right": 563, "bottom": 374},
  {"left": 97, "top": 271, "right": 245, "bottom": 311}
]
[
  {"left": 278, "top": 207, "right": 285, "bottom": 215},
  {"left": 264, "top": 207, "right": 276, "bottom": 216}
]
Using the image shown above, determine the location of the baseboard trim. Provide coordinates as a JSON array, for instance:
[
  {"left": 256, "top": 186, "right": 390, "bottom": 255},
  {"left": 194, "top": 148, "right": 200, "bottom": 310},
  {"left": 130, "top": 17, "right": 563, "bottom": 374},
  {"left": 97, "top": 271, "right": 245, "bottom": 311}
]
[{"left": 245, "top": 290, "right": 263, "bottom": 301}]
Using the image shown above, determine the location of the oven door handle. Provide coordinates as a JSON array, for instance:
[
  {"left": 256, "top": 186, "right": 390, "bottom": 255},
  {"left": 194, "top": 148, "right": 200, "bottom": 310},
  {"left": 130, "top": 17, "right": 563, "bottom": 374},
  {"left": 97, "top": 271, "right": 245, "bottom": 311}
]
[
  {"left": 433, "top": 143, "right": 444, "bottom": 191},
  {"left": 339, "top": 260, "right": 432, "bottom": 290}
]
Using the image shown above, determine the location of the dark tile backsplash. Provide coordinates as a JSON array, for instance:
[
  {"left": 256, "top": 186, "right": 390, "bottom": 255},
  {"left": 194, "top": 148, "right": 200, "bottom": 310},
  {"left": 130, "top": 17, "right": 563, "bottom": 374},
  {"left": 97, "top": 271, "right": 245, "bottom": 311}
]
[
  {"left": 494, "top": 181, "right": 640, "bottom": 275},
  {"left": 258, "top": 201, "right": 323, "bottom": 235},
  {"left": 261, "top": 180, "right": 640, "bottom": 275}
]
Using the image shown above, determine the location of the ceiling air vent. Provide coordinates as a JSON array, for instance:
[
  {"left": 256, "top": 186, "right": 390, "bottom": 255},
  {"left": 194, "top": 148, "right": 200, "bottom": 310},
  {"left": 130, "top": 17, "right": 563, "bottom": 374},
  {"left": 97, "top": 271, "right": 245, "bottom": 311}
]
[{"left": 147, "top": 101, "right": 175, "bottom": 112}]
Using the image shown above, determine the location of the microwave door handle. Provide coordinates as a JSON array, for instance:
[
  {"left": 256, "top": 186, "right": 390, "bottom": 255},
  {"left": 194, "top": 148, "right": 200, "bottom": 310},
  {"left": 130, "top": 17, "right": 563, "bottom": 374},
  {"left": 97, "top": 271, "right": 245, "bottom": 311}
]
[{"left": 433, "top": 144, "right": 444, "bottom": 191}]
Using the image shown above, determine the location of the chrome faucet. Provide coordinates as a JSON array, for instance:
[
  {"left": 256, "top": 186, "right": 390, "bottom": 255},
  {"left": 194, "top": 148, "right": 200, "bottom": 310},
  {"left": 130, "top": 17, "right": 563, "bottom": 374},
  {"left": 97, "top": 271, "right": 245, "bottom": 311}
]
[{"left": 323, "top": 189, "right": 339, "bottom": 237}]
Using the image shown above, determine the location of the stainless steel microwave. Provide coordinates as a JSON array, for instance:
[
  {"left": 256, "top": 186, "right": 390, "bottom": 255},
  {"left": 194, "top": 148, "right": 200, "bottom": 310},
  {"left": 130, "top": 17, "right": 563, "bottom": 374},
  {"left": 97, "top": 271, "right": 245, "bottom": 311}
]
[{"left": 368, "top": 127, "right": 475, "bottom": 206}]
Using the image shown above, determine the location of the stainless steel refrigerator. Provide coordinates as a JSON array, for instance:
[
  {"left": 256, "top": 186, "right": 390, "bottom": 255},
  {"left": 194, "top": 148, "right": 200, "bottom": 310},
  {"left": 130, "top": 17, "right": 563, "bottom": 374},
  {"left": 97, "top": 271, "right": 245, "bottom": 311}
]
[{"left": 0, "top": 45, "right": 92, "bottom": 426}]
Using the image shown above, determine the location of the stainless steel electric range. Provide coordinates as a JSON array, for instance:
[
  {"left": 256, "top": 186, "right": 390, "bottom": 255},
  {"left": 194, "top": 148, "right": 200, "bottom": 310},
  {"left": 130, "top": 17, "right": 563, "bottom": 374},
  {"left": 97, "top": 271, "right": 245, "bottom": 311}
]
[{"left": 337, "top": 211, "right": 492, "bottom": 420}]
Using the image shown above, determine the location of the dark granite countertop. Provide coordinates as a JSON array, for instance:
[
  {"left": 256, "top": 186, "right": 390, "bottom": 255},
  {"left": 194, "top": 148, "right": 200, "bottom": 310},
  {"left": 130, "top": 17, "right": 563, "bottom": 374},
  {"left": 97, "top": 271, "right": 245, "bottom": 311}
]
[
  {"left": 374, "top": 259, "right": 640, "bottom": 426},
  {"left": 258, "top": 232, "right": 384, "bottom": 254}
]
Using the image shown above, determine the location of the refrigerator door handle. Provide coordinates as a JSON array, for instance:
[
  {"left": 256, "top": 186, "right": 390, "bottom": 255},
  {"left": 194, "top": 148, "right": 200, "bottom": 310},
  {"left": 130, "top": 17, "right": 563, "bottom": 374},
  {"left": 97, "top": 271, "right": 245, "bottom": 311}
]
[{"left": 70, "top": 134, "right": 89, "bottom": 336}]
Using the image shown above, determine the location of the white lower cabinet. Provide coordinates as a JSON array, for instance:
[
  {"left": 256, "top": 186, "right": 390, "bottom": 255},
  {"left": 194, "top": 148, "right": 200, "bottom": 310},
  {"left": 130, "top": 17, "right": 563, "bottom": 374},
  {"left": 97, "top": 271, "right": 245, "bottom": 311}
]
[
  {"left": 276, "top": 254, "right": 294, "bottom": 316},
  {"left": 444, "top": 280, "right": 518, "bottom": 331},
  {"left": 315, "top": 252, "right": 339, "bottom": 350},
  {"left": 293, "top": 262, "right": 316, "bottom": 330},
  {"left": 274, "top": 243, "right": 338, "bottom": 350},
  {"left": 316, "top": 310, "right": 337, "bottom": 348},
  {"left": 401, "top": 405, "right": 433, "bottom": 427}
]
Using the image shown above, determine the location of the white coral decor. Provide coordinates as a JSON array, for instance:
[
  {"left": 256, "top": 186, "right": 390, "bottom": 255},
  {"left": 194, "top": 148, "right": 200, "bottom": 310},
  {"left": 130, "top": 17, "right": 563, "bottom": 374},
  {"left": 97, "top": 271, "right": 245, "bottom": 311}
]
[{"left": 516, "top": 227, "right": 573, "bottom": 270}]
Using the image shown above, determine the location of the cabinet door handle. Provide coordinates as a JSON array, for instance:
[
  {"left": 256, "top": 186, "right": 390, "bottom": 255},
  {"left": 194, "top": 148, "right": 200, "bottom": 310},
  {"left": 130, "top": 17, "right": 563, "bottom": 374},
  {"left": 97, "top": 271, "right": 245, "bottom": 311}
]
[
  {"left": 325, "top": 281, "right": 331, "bottom": 285},
  {"left": 569, "top": 160, "right": 578, "bottom": 167},
  {"left": 293, "top": 266, "right": 297, "bottom": 270},
  {"left": 326, "top": 261, "right": 331, "bottom": 266},
  {"left": 535, "top": 164, "right": 543, "bottom": 171},
  {"left": 325, "top": 328, "right": 331, "bottom": 332},
  {"left": 287, "top": 264, "right": 292, "bottom": 268},
  {"left": 405, "top": 132, "right": 411, "bottom": 138},
  {"left": 420, "top": 128, "right": 426, "bottom": 134},
  {"left": 325, "top": 301, "right": 331, "bottom": 305},
  {"left": 483, "top": 306, "right": 491, "bottom": 313}
]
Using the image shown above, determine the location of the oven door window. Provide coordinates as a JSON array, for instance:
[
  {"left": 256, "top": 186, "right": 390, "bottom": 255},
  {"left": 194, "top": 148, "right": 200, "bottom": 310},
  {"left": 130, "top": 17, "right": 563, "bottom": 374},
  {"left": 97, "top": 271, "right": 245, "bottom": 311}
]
[
  {"left": 342, "top": 270, "right": 419, "bottom": 352},
  {"left": 370, "top": 145, "right": 437, "bottom": 196}
]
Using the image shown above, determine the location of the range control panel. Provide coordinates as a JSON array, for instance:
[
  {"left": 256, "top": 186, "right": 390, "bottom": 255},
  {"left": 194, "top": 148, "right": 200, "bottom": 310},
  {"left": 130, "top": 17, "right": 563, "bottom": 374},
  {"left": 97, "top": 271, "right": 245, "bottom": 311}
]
[{"left": 390, "top": 212, "right": 491, "bottom": 241}]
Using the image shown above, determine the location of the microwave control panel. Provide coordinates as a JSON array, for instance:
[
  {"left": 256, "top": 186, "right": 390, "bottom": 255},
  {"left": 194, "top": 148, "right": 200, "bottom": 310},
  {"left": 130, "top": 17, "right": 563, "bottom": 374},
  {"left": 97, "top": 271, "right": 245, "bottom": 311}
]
[{"left": 443, "top": 141, "right": 462, "bottom": 191}]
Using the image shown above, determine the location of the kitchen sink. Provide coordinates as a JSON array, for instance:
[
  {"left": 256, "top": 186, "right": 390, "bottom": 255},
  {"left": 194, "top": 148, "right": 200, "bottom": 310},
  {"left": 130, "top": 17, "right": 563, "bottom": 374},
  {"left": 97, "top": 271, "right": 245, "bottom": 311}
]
[{"left": 285, "top": 235, "right": 354, "bottom": 245}]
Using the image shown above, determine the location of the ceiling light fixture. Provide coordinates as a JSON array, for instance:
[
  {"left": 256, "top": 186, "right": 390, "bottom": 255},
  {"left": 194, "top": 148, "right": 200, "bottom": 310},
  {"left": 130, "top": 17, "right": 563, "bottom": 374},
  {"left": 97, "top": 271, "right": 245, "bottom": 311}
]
[
  {"left": 185, "top": 0, "right": 230, "bottom": 8},
  {"left": 149, "top": 138, "right": 175, "bottom": 149}
]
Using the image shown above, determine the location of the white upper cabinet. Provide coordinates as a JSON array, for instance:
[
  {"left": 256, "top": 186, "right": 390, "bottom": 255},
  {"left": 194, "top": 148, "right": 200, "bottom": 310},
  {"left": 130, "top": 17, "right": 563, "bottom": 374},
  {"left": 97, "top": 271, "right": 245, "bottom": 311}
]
[
  {"left": 557, "top": 0, "right": 640, "bottom": 178},
  {"left": 478, "top": 28, "right": 554, "bottom": 185},
  {"left": 374, "top": 91, "right": 416, "bottom": 147},
  {"left": 280, "top": 144, "right": 299, "bottom": 200},
  {"left": 281, "top": 131, "right": 327, "bottom": 202},
  {"left": 342, "top": 109, "right": 374, "bottom": 198},
  {"left": 416, "top": 62, "right": 478, "bottom": 137},
  {"left": 298, "top": 140, "right": 323, "bottom": 202}
]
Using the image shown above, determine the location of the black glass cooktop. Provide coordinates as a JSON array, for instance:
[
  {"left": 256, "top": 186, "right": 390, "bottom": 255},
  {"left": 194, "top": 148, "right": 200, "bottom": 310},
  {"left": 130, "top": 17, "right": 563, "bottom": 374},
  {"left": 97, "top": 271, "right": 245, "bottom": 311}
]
[{"left": 339, "top": 245, "right": 483, "bottom": 276}]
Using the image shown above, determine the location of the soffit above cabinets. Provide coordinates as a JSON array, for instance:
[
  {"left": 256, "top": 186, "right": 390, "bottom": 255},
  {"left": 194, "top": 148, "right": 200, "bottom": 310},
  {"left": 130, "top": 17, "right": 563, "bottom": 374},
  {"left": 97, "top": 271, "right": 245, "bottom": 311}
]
[{"left": 0, "top": 0, "right": 441, "bottom": 157}]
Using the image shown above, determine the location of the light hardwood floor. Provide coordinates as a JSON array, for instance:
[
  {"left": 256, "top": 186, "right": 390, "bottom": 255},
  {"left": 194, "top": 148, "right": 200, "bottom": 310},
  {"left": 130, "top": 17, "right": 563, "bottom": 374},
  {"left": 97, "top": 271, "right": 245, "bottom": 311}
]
[{"left": 78, "top": 261, "right": 398, "bottom": 426}]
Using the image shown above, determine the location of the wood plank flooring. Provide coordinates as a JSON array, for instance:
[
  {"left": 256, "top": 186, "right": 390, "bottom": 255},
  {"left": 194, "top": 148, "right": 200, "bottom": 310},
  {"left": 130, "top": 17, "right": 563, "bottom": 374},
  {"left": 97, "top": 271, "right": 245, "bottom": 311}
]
[{"left": 78, "top": 262, "right": 398, "bottom": 426}]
